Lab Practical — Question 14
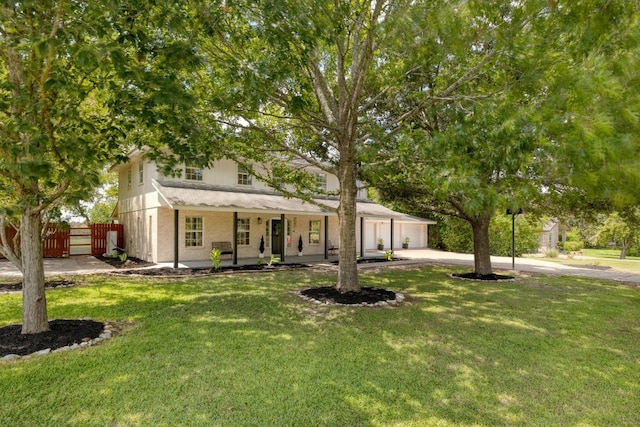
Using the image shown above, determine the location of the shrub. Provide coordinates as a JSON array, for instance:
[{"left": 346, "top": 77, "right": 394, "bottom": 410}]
[
  {"left": 210, "top": 249, "right": 221, "bottom": 269},
  {"left": 562, "top": 241, "right": 584, "bottom": 252}
]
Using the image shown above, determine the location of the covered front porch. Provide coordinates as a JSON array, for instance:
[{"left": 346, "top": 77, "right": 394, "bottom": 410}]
[{"left": 152, "top": 180, "right": 434, "bottom": 268}]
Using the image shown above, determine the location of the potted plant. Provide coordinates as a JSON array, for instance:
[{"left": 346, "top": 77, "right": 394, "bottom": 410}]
[
  {"left": 402, "top": 236, "right": 410, "bottom": 249},
  {"left": 259, "top": 235, "right": 265, "bottom": 259},
  {"left": 377, "top": 238, "right": 384, "bottom": 250},
  {"left": 298, "top": 235, "right": 303, "bottom": 256}
]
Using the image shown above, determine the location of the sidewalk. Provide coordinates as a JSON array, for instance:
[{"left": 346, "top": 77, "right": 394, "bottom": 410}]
[{"left": 1, "top": 250, "right": 639, "bottom": 285}]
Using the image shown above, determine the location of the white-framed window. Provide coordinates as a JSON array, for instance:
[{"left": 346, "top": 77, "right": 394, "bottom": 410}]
[
  {"left": 138, "top": 162, "right": 144, "bottom": 185},
  {"left": 237, "top": 218, "right": 250, "bottom": 245},
  {"left": 309, "top": 220, "right": 321, "bottom": 245},
  {"left": 185, "top": 165, "right": 203, "bottom": 181},
  {"left": 315, "top": 173, "right": 327, "bottom": 191},
  {"left": 237, "top": 165, "right": 252, "bottom": 186},
  {"left": 185, "top": 216, "right": 203, "bottom": 247},
  {"left": 127, "top": 168, "right": 132, "bottom": 190}
]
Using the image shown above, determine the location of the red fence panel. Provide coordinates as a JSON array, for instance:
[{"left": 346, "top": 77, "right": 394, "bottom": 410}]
[
  {"left": 91, "top": 223, "right": 124, "bottom": 256},
  {"left": 43, "top": 227, "right": 70, "bottom": 258},
  {"left": 1, "top": 223, "right": 123, "bottom": 259}
]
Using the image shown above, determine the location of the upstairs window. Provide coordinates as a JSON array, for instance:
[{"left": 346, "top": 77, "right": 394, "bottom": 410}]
[
  {"left": 315, "top": 173, "right": 327, "bottom": 191},
  {"left": 237, "top": 165, "right": 252, "bottom": 186},
  {"left": 185, "top": 165, "right": 203, "bottom": 181},
  {"left": 138, "top": 162, "right": 144, "bottom": 185}
]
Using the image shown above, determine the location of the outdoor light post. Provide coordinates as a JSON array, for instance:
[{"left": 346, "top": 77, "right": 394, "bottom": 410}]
[{"left": 506, "top": 208, "right": 523, "bottom": 269}]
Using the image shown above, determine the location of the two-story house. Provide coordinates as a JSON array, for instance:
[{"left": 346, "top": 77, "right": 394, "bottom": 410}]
[{"left": 113, "top": 150, "right": 435, "bottom": 266}]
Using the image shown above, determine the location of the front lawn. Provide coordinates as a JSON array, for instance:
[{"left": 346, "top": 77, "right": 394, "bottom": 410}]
[{"left": 1, "top": 267, "right": 639, "bottom": 426}]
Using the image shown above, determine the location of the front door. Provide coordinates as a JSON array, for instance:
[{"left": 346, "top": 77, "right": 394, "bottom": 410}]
[{"left": 271, "top": 220, "right": 282, "bottom": 254}]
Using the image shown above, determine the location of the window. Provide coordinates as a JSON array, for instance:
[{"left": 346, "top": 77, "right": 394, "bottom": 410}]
[
  {"left": 309, "top": 220, "right": 321, "bottom": 245},
  {"left": 185, "top": 165, "right": 203, "bottom": 181},
  {"left": 237, "top": 165, "right": 252, "bottom": 186},
  {"left": 237, "top": 218, "right": 250, "bottom": 245},
  {"left": 138, "top": 163, "right": 144, "bottom": 185},
  {"left": 315, "top": 173, "right": 327, "bottom": 191},
  {"left": 185, "top": 216, "right": 203, "bottom": 247},
  {"left": 127, "top": 168, "right": 132, "bottom": 190}
]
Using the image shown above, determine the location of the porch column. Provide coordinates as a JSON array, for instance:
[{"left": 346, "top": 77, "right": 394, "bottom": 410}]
[
  {"left": 360, "top": 216, "right": 364, "bottom": 258},
  {"left": 173, "top": 209, "right": 179, "bottom": 269},
  {"left": 280, "top": 213, "right": 286, "bottom": 262},
  {"left": 390, "top": 218, "right": 394, "bottom": 252},
  {"left": 233, "top": 212, "right": 238, "bottom": 265},
  {"left": 324, "top": 215, "right": 329, "bottom": 259}
]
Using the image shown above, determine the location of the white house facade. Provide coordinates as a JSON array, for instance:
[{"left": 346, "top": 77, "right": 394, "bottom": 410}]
[{"left": 114, "top": 150, "right": 435, "bottom": 266}]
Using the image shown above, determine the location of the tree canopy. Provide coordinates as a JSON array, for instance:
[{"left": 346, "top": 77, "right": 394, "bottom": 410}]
[
  {"left": 365, "top": 0, "right": 640, "bottom": 274},
  {"left": 0, "top": 0, "right": 201, "bottom": 333}
]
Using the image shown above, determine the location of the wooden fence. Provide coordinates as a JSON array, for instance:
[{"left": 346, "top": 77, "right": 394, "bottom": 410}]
[{"left": 0, "top": 223, "right": 123, "bottom": 258}]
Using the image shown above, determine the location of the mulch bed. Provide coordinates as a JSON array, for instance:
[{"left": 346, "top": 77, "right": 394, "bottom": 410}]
[
  {"left": 113, "top": 263, "right": 310, "bottom": 276},
  {"left": 0, "top": 319, "right": 104, "bottom": 357},
  {"left": 299, "top": 286, "right": 401, "bottom": 305},
  {"left": 451, "top": 272, "right": 515, "bottom": 281},
  {"left": 95, "top": 255, "right": 155, "bottom": 269},
  {"left": 0, "top": 279, "right": 78, "bottom": 292}
]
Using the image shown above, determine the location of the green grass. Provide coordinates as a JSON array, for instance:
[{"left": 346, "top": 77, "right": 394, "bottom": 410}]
[
  {"left": 581, "top": 248, "right": 640, "bottom": 261},
  {"left": 533, "top": 248, "right": 640, "bottom": 273},
  {"left": 1, "top": 267, "right": 640, "bottom": 426}
]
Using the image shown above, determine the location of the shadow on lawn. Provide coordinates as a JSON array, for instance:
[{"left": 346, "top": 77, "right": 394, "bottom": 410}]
[{"left": 3, "top": 268, "right": 638, "bottom": 426}]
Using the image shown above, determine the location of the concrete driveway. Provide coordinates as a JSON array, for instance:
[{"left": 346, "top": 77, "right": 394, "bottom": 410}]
[
  {"left": 0, "top": 256, "right": 115, "bottom": 279},
  {"left": 1, "top": 249, "right": 639, "bottom": 285}
]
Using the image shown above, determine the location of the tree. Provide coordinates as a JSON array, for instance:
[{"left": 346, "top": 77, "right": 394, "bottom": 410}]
[
  {"left": 194, "top": 1, "right": 412, "bottom": 292},
  {"left": 366, "top": 1, "right": 556, "bottom": 275},
  {"left": 595, "top": 209, "right": 640, "bottom": 259},
  {"left": 64, "top": 171, "right": 118, "bottom": 224},
  {"left": 0, "top": 1, "right": 200, "bottom": 333},
  {"left": 367, "top": 1, "right": 640, "bottom": 275}
]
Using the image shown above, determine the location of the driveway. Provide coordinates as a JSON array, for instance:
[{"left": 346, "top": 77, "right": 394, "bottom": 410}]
[
  {"left": 393, "top": 249, "right": 640, "bottom": 285},
  {"left": 1, "top": 250, "right": 639, "bottom": 285},
  {"left": 0, "top": 256, "right": 115, "bottom": 279}
]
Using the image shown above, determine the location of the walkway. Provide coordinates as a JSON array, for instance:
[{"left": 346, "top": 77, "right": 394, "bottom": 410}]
[{"left": 1, "top": 249, "right": 639, "bottom": 285}]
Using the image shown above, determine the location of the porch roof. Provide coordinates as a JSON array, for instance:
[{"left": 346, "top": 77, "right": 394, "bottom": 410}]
[{"left": 153, "top": 180, "right": 434, "bottom": 222}]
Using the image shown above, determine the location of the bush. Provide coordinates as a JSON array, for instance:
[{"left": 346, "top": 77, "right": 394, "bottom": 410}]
[
  {"left": 562, "top": 241, "right": 584, "bottom": 252},
  {"left": 435, "top": 213, "right": 541, "bottom": 256}
]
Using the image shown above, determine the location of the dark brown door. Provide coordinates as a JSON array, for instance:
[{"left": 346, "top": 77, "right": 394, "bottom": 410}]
[{"left": 271, "top": 220, "right": 282, "bottom": 254}]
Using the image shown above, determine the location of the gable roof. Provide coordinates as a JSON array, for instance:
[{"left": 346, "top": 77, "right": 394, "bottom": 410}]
[{"left": 153, "top": 180, "right": 434, "bottom": 223}]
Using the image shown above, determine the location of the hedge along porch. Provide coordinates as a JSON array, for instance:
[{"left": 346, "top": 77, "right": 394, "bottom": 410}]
[{"left": 126, "top": 180, "right": 434, "bottom": 267}]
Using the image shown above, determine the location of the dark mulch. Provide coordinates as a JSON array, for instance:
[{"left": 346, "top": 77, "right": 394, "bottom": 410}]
[
  {"left": 114, "top": 263, "right": 310, "bottom": 276},
  {"left": 0, "top": 319, "right": 104, "bottom": 357},
  {"left": 95, "top": 255, "right": 155, "bottom": 269},
  {"left": 451, "top": 272, "right": 515, "bottom": 281},
  {"left": 300, "top": 286, "right": 399, "bottom": 305},
  {"left": 331, "top": 257, "right": 406, "bottom": 265},
  {"left": 0, "top": 279, "right": 77, "bottom": 292}
]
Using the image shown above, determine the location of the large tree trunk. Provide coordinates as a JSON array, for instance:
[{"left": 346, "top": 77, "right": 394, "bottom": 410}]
[
  {"left": 471, "top": 214, "right": 493, "bottom": 276},
  {"left": 336, "top": 155, "right": 360, "bottom": 293},
  {"left": 21, "top": 210, "right": 49, "bottom": 334}
]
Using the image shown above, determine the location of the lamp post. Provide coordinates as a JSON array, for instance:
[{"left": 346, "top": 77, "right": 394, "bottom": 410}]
[{"left": 506, "top": 208, "right": 523, "bottom": 269}]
